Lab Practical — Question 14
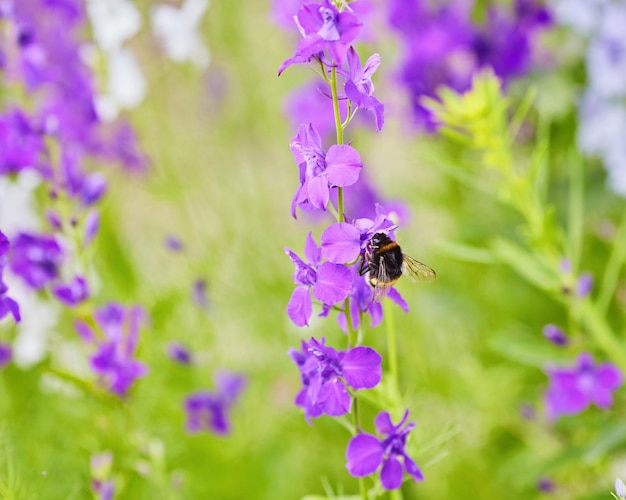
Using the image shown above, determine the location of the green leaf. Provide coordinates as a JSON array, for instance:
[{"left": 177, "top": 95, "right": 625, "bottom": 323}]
[
  {"left": 435, "top": 241, "right": 494, "bottom": 264},
  {"left": 488, "top": 334, "right": 570, "bottom": 368},
  {"left": 490, "top": 238, "right": 560, "bottom": 291}
]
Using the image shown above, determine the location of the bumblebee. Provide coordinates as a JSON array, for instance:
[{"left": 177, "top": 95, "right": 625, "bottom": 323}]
[{"left": 359, "top": 232, "right": 436, "bottom": 299}]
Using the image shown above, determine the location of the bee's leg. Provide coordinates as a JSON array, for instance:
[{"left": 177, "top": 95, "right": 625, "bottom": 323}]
[{"left": 358, "top": 255, "right": 369, "bottom": 276}]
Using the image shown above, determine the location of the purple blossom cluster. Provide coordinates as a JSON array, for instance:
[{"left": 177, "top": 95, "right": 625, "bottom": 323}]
[
  {"left": 279, "top": 1, "right": 422, "bottom": 491},
  {"left": 185, "top": 371, "right": 247, "bottom": 435},
  {"left": 387, "top": 0, "right": 552, "bottom": 129},
  {"left": 544, "top": 352, "right": 623, "bottom": 421},
  {"left": 75, "top": 303, "right": 148, "bottom": 397}
]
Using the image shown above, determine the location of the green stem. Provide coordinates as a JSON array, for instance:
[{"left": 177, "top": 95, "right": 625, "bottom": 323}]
[
  {"left": 330, "top": 66, "right": 345, "bottom": 223},
  {"left": 597, "top": 204, "right": 626, "bottom": 316},
  {"left": 579, "top": 299, "right": 626, "bottom": 372},
  {"left": 384, "top": 298, "right": 399, "bottom": 396}
]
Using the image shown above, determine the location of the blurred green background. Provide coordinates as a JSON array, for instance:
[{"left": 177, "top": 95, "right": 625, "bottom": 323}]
[{"left": 2, "top": 1, "right": 626, "bottom": 499}]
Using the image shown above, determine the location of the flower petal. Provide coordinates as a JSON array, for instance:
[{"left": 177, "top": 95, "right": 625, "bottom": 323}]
[
  {"left": 380, "top": 455, "right": 404, "bottom": 490},
  {"left": 313, "top": 262, "right": 353, "bottom": 305},
  {"left": 345, "top": 433, "right": 383, "bottom": 477},
  {"left": 374, "top": 411, "right": 395, "bottom": 436},
  {"left": 304, "top": 231, "right": 321, "bottom": 266},
  {"left": 317, "top": 377, "right": 351, "bottom": 416},
  {"left": 342, "top": 346, "right": 382, "bottom": 390},
  {"left": 321, "top": 222, "right": 361, "bottom": 263},
  {"left": 307, "top": 175, "right": 330, "bottom": 209},
  {"left": 287, "top": 286, "right": 312, "bottom": 327},
  {"left": 325, "top": 144, "right": 362, "bottom": 187},
  {"left": 387, "top": 287, "right": 409, "bottom": 313},
  {"left": 403, "top": 453, "right": 424, "bottom": 482}
]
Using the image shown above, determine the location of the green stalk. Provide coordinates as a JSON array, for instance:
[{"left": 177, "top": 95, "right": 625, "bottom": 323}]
[
  {"left": 384, "top": 297, "right": 399, "bottom": 396},
  {"left": 330, "top": 66, "right": 345, "bottom": 222},
  {"left": 597, "top": 204, "right": 626, "bottom": 316}
]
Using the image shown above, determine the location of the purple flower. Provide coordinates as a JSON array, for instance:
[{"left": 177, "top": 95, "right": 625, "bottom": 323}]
[
  {"left": 76, "top": 303, "right": 148, "bottom": 397},
  {"left": 278, "top": 0, "right": 362, "bottom": 75},
  {"left": 192, "top": 278, "right": 210, "bottom": 309},
  {"left": 8, "top": 232, "right": 63, "bottom": 290},
  {"left": 285, "top": 232, "right": 353, "bottom": 327},
  {"left": 576, "top": 272, "right": 593, "bottom": 297},
  {"left": 542, "top": 324, "right": 568, "bottom": 346},
  {"left": 167, "top": 341, "right": 192, "bottom": 365},
  {"left": 164, "top": 235, "right": 184, "bottom": 252},
  {"left": 0, "top": 108, "right": 48, "bottom": 175},
  {"left": 537, "top": 478, "right": 555, "bottom": 493},
  {"left": 0, "top": 230, "right": 20, "bottom": 323},
  {"left": 320, "top": 204, "right": 396, "bottom": 264},
  {"left": 346, "top": 410, "right": 424, "bottom": 490},
  {"left": 290, "top": 123, "right": 362, "bottom": 217},
  {"left": 185, "top": 371, "right": 246, "bottom": 435},
  {"left": 0, "top": 343, "right": 12, "bottom": 369},
  {"left": 52, "top": 276, "right": 89, "bottom": 306},
  {"left": 343, "top": 47, "right": 384, "bottom": 131},
  {"left": 544, "top": 352, "right": 623, "bottom": 421},
  {"left": 288, "top": 337, "right": 382, "bottom": 422},
  {"left": 616, "top": 478, "right": 626, "bottom": 499}
]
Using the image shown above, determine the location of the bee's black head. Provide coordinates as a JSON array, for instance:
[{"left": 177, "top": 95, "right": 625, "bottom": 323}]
[{"left": 371, "top": 232, "right": 386, "bottom": 247}]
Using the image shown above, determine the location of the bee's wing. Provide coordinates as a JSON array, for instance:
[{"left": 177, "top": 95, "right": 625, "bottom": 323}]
[
  {"left": 372, "top": 256, "right": 391, "bottom": 301},
  {"left": 402, "top": 254, "right": 436, "bottom": 283}
]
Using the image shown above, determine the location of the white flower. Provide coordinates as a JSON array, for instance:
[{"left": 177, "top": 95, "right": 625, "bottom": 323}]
[
  {"left": 586, "top": 3, "right": 626, "bottom": 98},
  {"left": 577, "top": 90, "right": 626, "bottom": 157},
  {"left": 151, "top": 0, "right": 210, "bottom": 69},
  {"left": 552, "top": 0, "right": 608, "bottom": 36},
  {"left": 86, "top": 0, "right": 141, "bottom": 52}
]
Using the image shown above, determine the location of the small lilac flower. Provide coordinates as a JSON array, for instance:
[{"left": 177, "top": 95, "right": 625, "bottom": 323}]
[
  {"left": 0, "top": 343, "right": 12, "bottom": 368},
  {"left": 343, "top": 47, "right": 384, "bottom": 131},
  {"left": 542, "top": 324, "right": 568, "bottom": 346},
  {"left": 537, "top": 478, "right": 555, "bottom": 493},
  {"left": 192, "top": 278, "right": 210, "bottom": 309},
  {"left": 0, "top": 230, "right": 20, "bottom": 323},
  {"left": 288, "top": 337, "right": 382, "bottom": 422},
  {"left": 278, "top": 0, "right": 362, "bottom": 75},
  {"left": 167, "top": 341, "right": 192, "bottom": 365},
  {"left": 9, "top": 232, "right": 63, "bottom": 290},
  {"left": 83, "top": 210, "right": 100, "bottom": 246},
  {"left": 76, "top": 303, "right": 148, "bottom": 397},
  {"left": 290, "top": 123, "right": 362, "bottom": 217},
  {"left": 346, "top": 410, "right": 424, "bottom": 490},
  {"left": 185, "top": 371, "right": 246, "bottom": 435},
  {"left": 164, "top": 235, "right": 184, "bottom": 252},
  {"left": 285, "top": 232, "right": 353, "bottom": 327},
  {"left": 576, "top": 272, "right": 593, "bottom": 297},
  {"left": 52, "top": 276, "right": 89, "bottom": 306},
  {"left": 320, "top": 204, "right": 396, "bottom": 264},
  {"left": 544, "top": 352, "right": 623, "bottom": 420}
]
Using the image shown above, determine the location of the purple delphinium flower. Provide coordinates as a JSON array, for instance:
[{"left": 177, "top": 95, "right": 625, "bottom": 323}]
[
  {"left": 320, "top": 204, "right": 397, "bottom": 264},
  {"left": 343, "top": 47, "right": 384, "bottom": 131},
  {"left": 290, "top": 122, "right": 362, "bottom": 217},
  {"left": 542, "top": 324, "right": 568, "bottom": 346},
  {"left": 0, "top": 108, "right": 49, "bottom": 176},
  {"left": 0, "top": 343, "right": 12, "bottom": 368},
  {"left": 0, "top": 230, "right": 20, "bottom": 323},
  {"left": 75, "top": 303, "right": 148, "bottom": 397},
  {"left": 8, "top": 232, "right": 63, "bottom": 290},
  {"left": 288, "top": 337, "right": 382, "bottom": 422},
  {"left": 185, "top": 371, "right": 246, "bottom": 435},
  {"left": 346, "top": 410, "right": 424, "bottom": 490},
  {"left": 285, "top": 232, "right": 353, "bottom": 327},
  {"left": 164, "top": 235, "right": 184, "bottom": 252},
  {"left": 537, "top": 478, "right": 555, "bottom": 493},
  {"left": 388, "top": 0, "right": 551, "bottom": 129},
  {"left": 192, "top": 278, "right": 210, "bottom": 309},
  {"left": 544, "top": 352, "right": 623, "bottom": 421},
  {"left": 278, "top": 0, "right": 362, "bottom": 75},
  {"left": 90, "top": 450, "right": 114, "bottom": 500},
  {"left": 576, "top": 272, "right": 593, "bottom": 297},
  {"left": 52, "top": 275, "right": 89, "bottom": 306},
  {"left": 338, "top": 265, "right": 409, "bottom": 333},
  {"left": 167, "top": 341, "right": 192, "bottom": 365}
]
